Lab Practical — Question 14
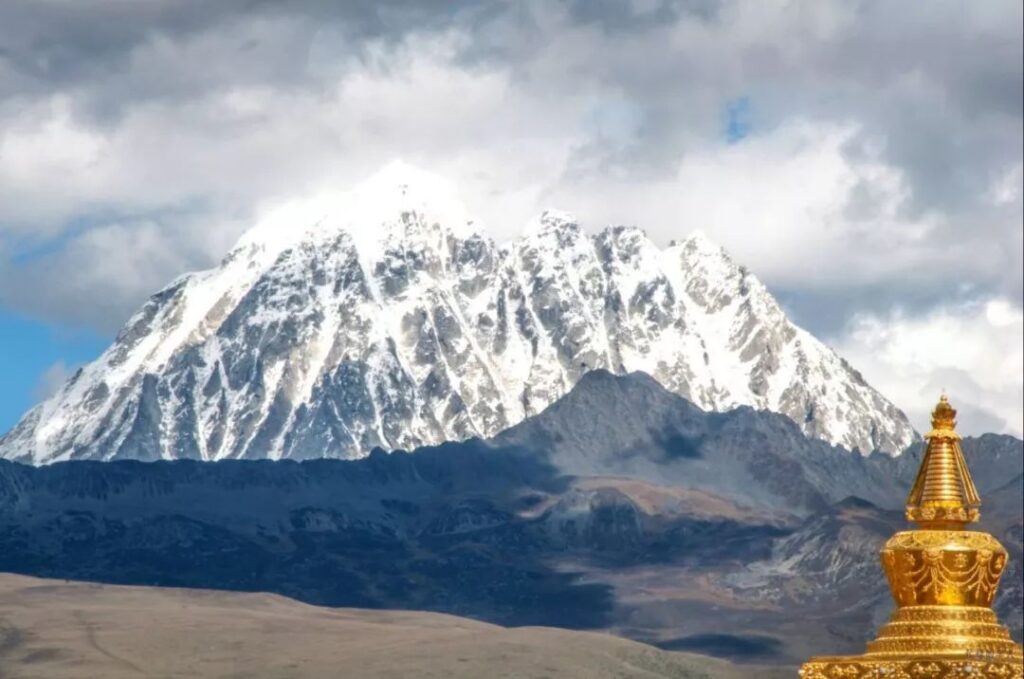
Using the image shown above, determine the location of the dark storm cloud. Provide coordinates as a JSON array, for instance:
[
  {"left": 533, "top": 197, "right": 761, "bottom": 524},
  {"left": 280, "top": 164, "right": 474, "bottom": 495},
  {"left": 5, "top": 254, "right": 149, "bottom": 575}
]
[
  {"left": 0, "top": 0, "right": 490, "bottom": 121},
  {"left": 563, "top": 0, "right": 722, "bottom": 31}
]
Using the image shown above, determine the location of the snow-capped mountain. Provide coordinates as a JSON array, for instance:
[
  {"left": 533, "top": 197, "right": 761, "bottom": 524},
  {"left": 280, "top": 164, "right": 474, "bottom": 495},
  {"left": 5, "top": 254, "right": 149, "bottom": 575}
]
[{"left": 0, "top": 162, "right": 916, "bottom": 464}]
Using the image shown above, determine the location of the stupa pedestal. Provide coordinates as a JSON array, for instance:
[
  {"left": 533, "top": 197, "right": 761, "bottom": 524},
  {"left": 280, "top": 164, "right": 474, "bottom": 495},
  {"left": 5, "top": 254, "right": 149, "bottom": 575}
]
[{"left": 800, "top": 396, "right": 1024, "bottom": 679}]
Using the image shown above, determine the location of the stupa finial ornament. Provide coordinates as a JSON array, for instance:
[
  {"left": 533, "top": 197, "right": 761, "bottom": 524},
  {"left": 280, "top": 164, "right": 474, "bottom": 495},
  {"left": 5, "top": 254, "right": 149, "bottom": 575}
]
[
  {"left": 800, "top": 395, "right": 1023, "bottom": 678},
  {"left": 905, "top": 395, "right": 981, "bottom": 528}
]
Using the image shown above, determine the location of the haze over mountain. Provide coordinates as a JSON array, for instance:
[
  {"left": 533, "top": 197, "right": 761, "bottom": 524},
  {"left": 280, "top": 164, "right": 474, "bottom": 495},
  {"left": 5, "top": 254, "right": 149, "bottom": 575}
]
[{"left": 0, "top": 163, "right": 915, "bottom": 465}]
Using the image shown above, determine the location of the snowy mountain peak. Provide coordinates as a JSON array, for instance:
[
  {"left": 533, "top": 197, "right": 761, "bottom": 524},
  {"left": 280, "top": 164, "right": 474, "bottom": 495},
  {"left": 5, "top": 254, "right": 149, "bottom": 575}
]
[
  {"left": 363, "top": 158, "right": 445, "bottom": 190},
  {"left": 233, "top": 161, "right": 478, "bottom": 272},
  {"left": 0, "top": 165, "right": 918, "bottom": 464},
  {"left": 522, "top": 209, "right": 581, "bottom": 238},
  {"left": 679, "top": 228, "right": 719, "bottom": 250},
  {"left": 675, "top": 229, "right": 735, "bottom": 269},
  {"left": 349, "top": 160, "right": 476, "bottom": 231}
]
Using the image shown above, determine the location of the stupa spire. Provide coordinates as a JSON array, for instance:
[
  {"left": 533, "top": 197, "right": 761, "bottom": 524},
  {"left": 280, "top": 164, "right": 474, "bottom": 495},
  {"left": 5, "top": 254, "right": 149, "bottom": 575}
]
[
  {"left": 905, "top": 395, "right": 981, "bottom": 528},
  {"left": 801, "top": 394, "right": 1023, "bottom": 678}
]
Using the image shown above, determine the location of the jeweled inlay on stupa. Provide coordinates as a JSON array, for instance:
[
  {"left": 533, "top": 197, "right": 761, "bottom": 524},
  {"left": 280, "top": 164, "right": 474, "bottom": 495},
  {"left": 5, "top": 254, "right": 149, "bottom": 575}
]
[{"left": 800, "top": 395, "right": 1024, "bottom": 679}]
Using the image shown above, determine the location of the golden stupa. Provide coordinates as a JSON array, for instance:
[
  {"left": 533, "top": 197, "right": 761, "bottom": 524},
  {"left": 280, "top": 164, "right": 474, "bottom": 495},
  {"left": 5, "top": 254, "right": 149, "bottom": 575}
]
[{"left": 800, "top": 395, "right": 1023, "bottom": 678}]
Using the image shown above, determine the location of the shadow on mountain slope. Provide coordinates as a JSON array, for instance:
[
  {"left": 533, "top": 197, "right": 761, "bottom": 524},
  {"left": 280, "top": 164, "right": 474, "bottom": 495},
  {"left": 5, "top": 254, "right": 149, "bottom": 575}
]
[
  {"left": 0, "top": 441, "right": 623, "bottom": 630},
  {"left": 0, "top": 371, "right": 1020, "bottom": 665},
  {"left": 657, "top": 633, "right": 784, "bottom": 660}
]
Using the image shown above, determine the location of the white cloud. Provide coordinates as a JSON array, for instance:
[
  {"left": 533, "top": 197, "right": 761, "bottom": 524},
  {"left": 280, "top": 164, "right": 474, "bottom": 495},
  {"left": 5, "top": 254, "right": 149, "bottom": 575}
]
[
  {"left": 0, "top": 31, "right": 590, "bottom": 331},
  {"left": 0, "top": 4, "right": 1019, "bottom": 301},
  {"left": 0, "top": 96, "right": 106, "bottom": 231},
  {"left": 551, "top": 120, "right": 937, "bottom": 282},
  {"left": 987, "top": 162, "right": 1023, "bottom": 206},
  {"left": 32, "top": 360, "right": 72, "bottom": 401},
  {"left": 834, "top": 298, "right": 1024, "bottom": 437},
  {"left": 0, "top": 31, "right": 580, "bottom": 243},
  {"left": 0, "top": 218, "right": 242, "bottom": 329}
]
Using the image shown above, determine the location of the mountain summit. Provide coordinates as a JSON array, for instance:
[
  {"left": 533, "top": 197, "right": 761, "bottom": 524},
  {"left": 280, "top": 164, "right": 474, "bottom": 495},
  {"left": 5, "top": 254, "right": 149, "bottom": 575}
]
[{"left": 0, "top": 164, "right": 915, "bottom": 464}]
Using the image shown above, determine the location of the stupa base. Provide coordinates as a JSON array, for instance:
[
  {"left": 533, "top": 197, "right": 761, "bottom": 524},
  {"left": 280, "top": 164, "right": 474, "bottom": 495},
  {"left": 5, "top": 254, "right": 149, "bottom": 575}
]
[{"left": 799, "top": 655, "right": 1023, "bottom": 678}]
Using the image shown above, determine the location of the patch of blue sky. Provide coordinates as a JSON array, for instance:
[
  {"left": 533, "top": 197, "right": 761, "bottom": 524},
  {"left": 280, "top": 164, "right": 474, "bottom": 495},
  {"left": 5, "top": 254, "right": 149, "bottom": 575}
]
[
  {"left": 0, "top": 309, "right": 109, "bottom": 434},
  {"left": 724, "top": 96, "right": 753, "bottom": 144}
]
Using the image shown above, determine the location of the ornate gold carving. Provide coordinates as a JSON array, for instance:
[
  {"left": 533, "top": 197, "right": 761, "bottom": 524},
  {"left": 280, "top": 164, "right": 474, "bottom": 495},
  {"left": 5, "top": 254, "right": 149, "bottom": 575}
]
[
  {"left": 867, "top": 636, "right": 1021, "bottom": 656},
  {"left": 889, "top": 607, "right": 997, "bottom": 624},
  {"left": 881, "top": 531, "right": 1008, "bottom": 607},
  {"left": 800, "top": 395, "right": 1023, "bottom": 676},
  {"left": 874, "top": 622, "right": 1011, "bottom": 641},
  {"left": 800, "top": 658, "right": 1024, "bottom": 679},
  {"left": 884, "top": 532, "right": 1006, "bottom": 551}
]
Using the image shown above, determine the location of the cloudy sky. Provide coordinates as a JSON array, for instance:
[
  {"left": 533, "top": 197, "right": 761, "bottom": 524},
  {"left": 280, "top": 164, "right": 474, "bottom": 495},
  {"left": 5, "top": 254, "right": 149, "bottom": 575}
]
[{"left": 0, "top": 0, "right": 1021, "bottom": 438}]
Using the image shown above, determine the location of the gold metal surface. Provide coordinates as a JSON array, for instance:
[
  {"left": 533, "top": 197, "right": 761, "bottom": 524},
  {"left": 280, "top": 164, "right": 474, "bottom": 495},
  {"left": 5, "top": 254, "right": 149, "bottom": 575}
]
[
  {"left": 799, "top": 396, "right": 1023, "bottom": 678},
  {"left": 906, "top": 395, "right": 981, "bottom": 527}
]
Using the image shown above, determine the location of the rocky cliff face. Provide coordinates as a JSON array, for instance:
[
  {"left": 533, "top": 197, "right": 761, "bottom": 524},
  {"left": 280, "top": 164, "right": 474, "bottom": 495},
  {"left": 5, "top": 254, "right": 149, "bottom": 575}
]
[{"left": 1, "top": 163, "right": 915, "bottom": 464}]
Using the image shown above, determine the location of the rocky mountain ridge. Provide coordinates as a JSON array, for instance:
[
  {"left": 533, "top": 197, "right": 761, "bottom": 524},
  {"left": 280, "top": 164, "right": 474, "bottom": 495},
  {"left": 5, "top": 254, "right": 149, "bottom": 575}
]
[
  {"left": 0, "top": 373, "right": 1019, "bottom": 665},
  {"left": 1, "top": 162, "right": 915, "bottom": 464}
]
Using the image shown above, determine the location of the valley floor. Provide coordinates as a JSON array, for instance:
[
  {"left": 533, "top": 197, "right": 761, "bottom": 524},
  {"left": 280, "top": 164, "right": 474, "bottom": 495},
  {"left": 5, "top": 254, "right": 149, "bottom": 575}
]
[{"left": 0, "top": 573, "right": 789, "bottom": 679}]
